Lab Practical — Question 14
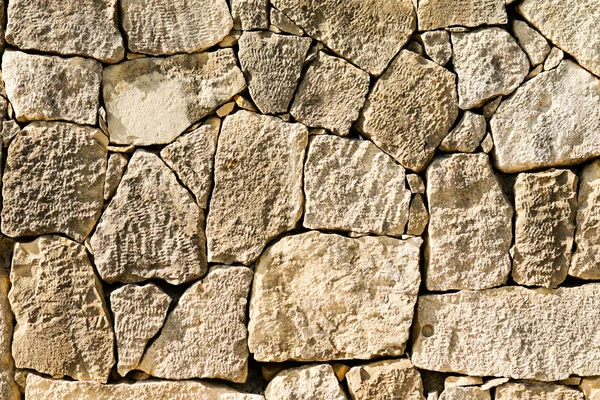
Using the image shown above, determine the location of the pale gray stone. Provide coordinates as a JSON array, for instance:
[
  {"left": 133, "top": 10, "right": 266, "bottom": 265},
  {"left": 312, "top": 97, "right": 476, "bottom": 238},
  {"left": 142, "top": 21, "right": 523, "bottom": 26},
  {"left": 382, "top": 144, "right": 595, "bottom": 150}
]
[
  {"left": 102, "top": 49, "right": 245, "bottom": 146},
  {"left": 265, "top": 365, "right": 346, "bottom": 400},
  {"left": 481, "top": 134, "right": 494, "bottom": 154},
  {"left": 417, "top": 0, "right": 507, "bottom": 30},
  {"left": 231, "top": 0, "right": 269, "bottom": 30},
  {"left": 407, "top": 194, "right": 429, "bottom": 236},
  {"left": 496, "top": 382, "right": 584, "bottom": 400},
  {"left": 440, "top": 387, "right": 490, "bottom": 400},
  {"left": 407, "top": 174, "right": 425, "bottom": 194},
  {"left": 0, "top": 240, "right": 19, "bottom": 400},
  {"left": 544, "top": 47, "right": 564, "bottom": 71},
  {"left": 346, "top": 359, "right": 425, "bottom": 400},
  {"left": 270, "top": 9, "right": 304, "bottom": 36},
  {"left": 439, "top": 111, "right": 486, "bottom": 153},
  {"left": 1, "top": 120, "right": 20, "bottom": 147},
  {"left": 103, "top": 153, "right": 128, "bottom": 201},
  {"left": 206, "top": 111, "right": 307, "bottom": 265},
  {"left": 421, "top": 30, "right": 452, "bottom": 66},
  {"left": 358, "top": 50, "right": 458, "bottom": 172},
  {"left": 512, "top": 20, "right": 550, "bottom": 66}
]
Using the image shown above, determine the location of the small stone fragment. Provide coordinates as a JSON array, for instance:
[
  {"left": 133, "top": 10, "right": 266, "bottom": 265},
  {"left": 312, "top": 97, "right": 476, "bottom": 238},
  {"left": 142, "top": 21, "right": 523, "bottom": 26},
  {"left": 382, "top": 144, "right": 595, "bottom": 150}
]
[
  {"left": 512, "top": 20, "right": 550, "bottom": 66},
  {"left": 480, "top": 133, "right": 493, "bottom": 153},
  {"left": 216, "top": 102, "right": 235, "bottom": 117},
  {"left": 439, "top": 111, "right": 486, "bottom": 153},
  {"left": 346, "top": 359, "right": 426, "bottom": 400},
  {"left": 206, "top": 111, "right": 307, "bottom": 265},
  {"left": 445, "top": 376, "right": 483, "bottom": 388},
  {"left": 262, "top": 364, "right": 287, "bottom": 382},
  {"left": 331, "top": 363, "right": 350, "bottom": 381},
  {"left": 358, "top": 50, "right": 458, "bottom": 172},
  {"left": 0, "top": 247, "right": 19, "bottom": 399},
  {"left": 496, "top": 382, "right": 584, "bottom": 400},
  {"left": 418, "top": 0, "right": 507, "bottom": 30},
  {"left": 238, "top": 32, "right": 311, "bottom": 114},
  {"left": 406, "top": 175, "right": 424, "bottom": 195},
  {"left": 406, "top": 41, "right": 425, "bottom": 55},
  {"left": 560, "top": 378, "right": 582, "bottom": 386},
  {"left": 440, "top": 387, "right": 490, "bottom": 400},
  {"left": 421, "top": 30, "right": 452, "bottom": 66},
  {"left": 526, "top": 64, "right": 543, "bottom": 80},
  {"left": 234, "top": 95, "right": 258, "bottom": 112},
  {"left": 110, "top": 284, "right": 170, "bottom": 377},
  {"left": 544, "top": 47, "right": 564, "bottom": 71},
  {"left": 426, "top": 153, "right": 513, "bottom": 291},
  {"left": 482, "top": 96, "right": 502, "bottom": 120},
  {"left": 1, "top": 120, "right": 20, "bottom": 147},
  {"left": 138, "top": 267, "right": 253, "bottom": 383},
  {"left": 102, "top": 49, "right": 245, "bottom": 146},
  {"left": 103, "top": 153, "right": 128, "bottom": 201},
  {"left": 231, "top": 0, "right": 269, "bottom": 30},
  {"left": 581, "top": 377, "right": 600, "bottom": 400},
  {"left": 480, "top": 378, "right": 509, "bottom": 391},
  {"left": 270, "top": 9, "right": 304, "bottom": 36},
  {"left": 264, "top": 364, "right": 346, "bottom": 400},
  {"left": 219, "top": 30, "right": 242, "bottom": 47},
  {"left": 407, "top": 194, "right": 429, "bottom": 236},
  {"left": 452, "top": 28, "right": 529, "bottom": 109},
  {"left": 9, "top": 236, "right": 114, "bottom": 382}
]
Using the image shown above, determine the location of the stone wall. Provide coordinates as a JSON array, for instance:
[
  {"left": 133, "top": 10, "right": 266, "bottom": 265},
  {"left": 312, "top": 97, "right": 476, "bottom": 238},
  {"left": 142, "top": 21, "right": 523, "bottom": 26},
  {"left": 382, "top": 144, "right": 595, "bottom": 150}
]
[{"left": 0, "top": 0, "right": 599, "bottom": 399}]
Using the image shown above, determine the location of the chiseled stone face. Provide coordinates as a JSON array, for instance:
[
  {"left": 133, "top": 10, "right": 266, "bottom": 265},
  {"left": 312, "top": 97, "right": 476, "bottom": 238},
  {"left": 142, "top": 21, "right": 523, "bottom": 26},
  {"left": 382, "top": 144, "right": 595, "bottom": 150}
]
[
  {"left": 346, "top": 359, "right": 426, "bottom": 400},
  {"left": 417, "top": 0, "right": 506, "bottom": 30},
  {"left": 231, "top": 0, "right": 269, "bottom": 30},
  {"left": 264, "top": 364, "right": 346, "bottom": 400},
  {"left": 496, "top": 382, "right": 584, "bottom": 400}
]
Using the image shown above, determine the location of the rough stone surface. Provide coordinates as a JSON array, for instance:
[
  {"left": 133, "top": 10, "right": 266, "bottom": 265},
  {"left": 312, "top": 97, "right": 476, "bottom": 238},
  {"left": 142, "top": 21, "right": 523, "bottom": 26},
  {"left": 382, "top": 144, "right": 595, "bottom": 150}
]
[
  {"left": 0, "top": 247, "right": 18, "bottom": 400},
  {"left": 290, "top": 52, "right": 370, "bottom": 136},
  {"left": 138, "top": 267, "right": 253, "bottom": 383},
  {"left": 232, "top": 0, "right": 269, "bottom": 30},
  {"left": 5, "top": 0, "right": 124, "bottom": 63},
  {"left": 264, "top": 364, "right": 346, "bottom": 400},
  {"left": 238, "top": 32, "right": 311, "bottom": 114},
  {"left": 248, "top": 231, "right": 421, "bottom": 362},
  {"left": 445, "top": 376, "right": 483, "bottom": 388},
  {"left": 346, "top": 359, "right": 425, "bottom": 400},
  {"left": 303, "top": 135, "right": 411, "bottom": 236},
  {"left": 120, "top": 0, "right": 233, "bottom": 55},
  {"left": 440, "top": 387, "right": 491, "bottom": 400},
  {"left": 160, "top": 117, "right": 219, "bottom": 208},
  {"left": 91, "top": 150, "right": 207, "bottom": 284},
  {"left": 9, "top": 236, "right": 114, "bottom": 382},
  {"left": 206, "top": 111, "right": 307, "bottom": 265},
  {"left": 496, "top": 382, "right": 584, "bottom": 400},
  {"left": 421, "top": 30, "right": 452, "bottom": 66},
  {"left": 581, "top": 377, "right": 600, "bottom": 400},
  {"left": 407, "top": 194, "right": 429, "bottom": 236},
  {"left": 544, "top": 47, "right": 564, "bottom": 71},
  {"left": 2, "top": 50, "right": 101, "bottom": 125},
  {"left": 2, "top": 122, "right": 107, "bottom": 242},
  {"left": 358, "top": 50, "right": 458, "bottom": 172},
  {"left": 512, "top": 169, "right": 578, "bottom": 288},
  {"left": 452, "top": 28, "right": 529, "bottom": 109},
  {"left": 103, "top": 153, "right": 128, "bottom": 201},
  {"left": 412, "top": 284, "right": 600, "bottom": 380},
  {"left": 102, "top": 49, "right": 245, "bottom": 146},
  {"left": 270, "top": 9, "right": 304, "bottom": 36},
  {"left": 490, "top": 60, "right": 600, "bottom": 173},
  {"left": 408, "top": 174, "right": 425, "bottom": 194},
  {"left": 439, "top": 111, "right": 487, "bottom": 153},
  {"left": 512, "top": 20, "right": 550, "bottom": 66},
  {"left": 110, "top": 284, "right": 170, "bottom": 377},
  {"left": 270, "top": 0, "right": 415, "bottom": 75},
  {"left": 425, "top": 153, "right": 513, "bottom": 291},
  {"left": 417, "top": 0, "right": 507, "bottom": 30}
]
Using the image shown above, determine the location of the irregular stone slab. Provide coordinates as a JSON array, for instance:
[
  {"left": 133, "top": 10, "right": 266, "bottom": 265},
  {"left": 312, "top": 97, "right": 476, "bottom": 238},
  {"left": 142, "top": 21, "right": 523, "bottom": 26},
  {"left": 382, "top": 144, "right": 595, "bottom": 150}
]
[
  {"left": 346, "top": 359, "right": 425, "bottom": 400},
  {"left": 481, "top": 133, "right": 494, "bottom": 154},
  {"left": 270, "top": 0, "right": 415, "bottom": 75},
  {"left": 290, "top": 52, "right": 370, "bottom": 136},
  {"left": 421, "top": 30, "right": 452, "bottom": 66},
  {"left": 160, "top": 117, "right": 219, "bottom": 208},
  {"left": 104, "top": 153, "right": 128, "bottom": 201},
  {"left": 0, "top": 244, "right": 19, "bottom": 400},
  {"left": 270, "top": 9, "right": 304, "bottom": 36},
  {"left": 440, "top": 387, "right": 490, "bottom": 400},
  {"left": 439, "top": 111, "right": 486, "bottom": 153},
  {"left": 248, "top": 231, "right": 421, "bottom": 362},
  {"left": 544, "top": 47, "right": 564, "bottom": 71},
  {"left": 412, "top": 284, "right": 600, "bottom": 380},
  {"left": 417, "top": 0, "right": 506, "bottom": 30},
  {"left": 358, "top": 50, "right": 458, "bottom": 172},
  {"left": 407, "top": 194, "right": 429, "bottom": 236},
  {"left": 238, "top": 32, "right": 311, "bottom": 114},
  {"left": 91, "top": 150, "right": 207, "bottom": 284},
  {"left": 264, "top": 365, "right": 346, "bottom": 400},
  {"left": 110, "top": 284, "right": 170, "bottom": 377},
  {"left": 231, "top": 0, "right": 269, "bottom": 30},
  {"left": 138, "top": 267, "right": 253, "bottom": 383},
  {"left": 206, "top": 111, "right": 307, "bottom": 265},
  {"left": 512, "top": 169, "right": 577, "bottom": 288},
  {"left": 452, "top": 28, "right": 529, "bottom": 109},
  {"left": 512, "top": 20, "right": 550, "bottom": 66},
  {"left": 490, "top": 60, "right": 600, "bottom": 173},
  {"left": 518, "top": 0, "right": 600, "bottom": 78},
  {"left": 426, "top": 153, "right": 513, "bottom": 290},
  {"left": 2, "top": 122, "right": 107, "bottom": 242},
  {"left": 120, "top": 0, "right": 232, "bottom": 55},
  {"left": 9, "top": 236, "right": 114, "bottom": 382},
  {"left": 5, "top": 0, "right": 124, "bottom": 63},
  {"left": 26, "top": 374, "right": 264, "bottom": 400},
  {"left": 102, "top": 49, "right": 245, "bottom": 146},
  {"left": 2, "top": 50, "right": 101, "bottom": 125},
  {"left": 496, "top": 382, "right": 583, "bottom": 400},
  {"left": 303, "top": 135, "right": 411, "bottom": 236},
  {"left": 445, "top": 376, "right": 483, "bottom": 388}
]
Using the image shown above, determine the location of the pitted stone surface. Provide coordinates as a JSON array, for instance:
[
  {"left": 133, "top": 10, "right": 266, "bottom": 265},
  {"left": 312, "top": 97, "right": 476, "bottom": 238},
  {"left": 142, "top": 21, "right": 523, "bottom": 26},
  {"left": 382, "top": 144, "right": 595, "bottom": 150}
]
[
  {"left": 496, "top": 382, "right": 584, "bottom": 400},
  {"left": 103, "top": 153, "right": 128, "bottom": 201},
  {"left": 270, "top": 9, "right": 304, "bottom": 36},
  {"left": 421, "top": 30, "right": 452, "bottom": 66},
  {"left": 407, "top": 194, "right": 429, "bottom": 236},
  {"left": 512, "top": 20, "right": 550, "bottom": 66},
  {"left": 440, "top": 387, "right": 491, "bottom": 400},
  {"left": 264, "top": 364, "right": 346, "bottom": 400},
  {"left": 439, "top": 111, "right": 487, "bottom": 153},
  {"left": 0, "top": 246, "right": 18, "bottom": 400},
  {"left": 346, "top": 359, "right": 426, "bottom": 400},
  {"left": 544, "top": 47, "right": 564, "bottom": 71},
  {"left": 231, "top": 0, "right": 269, "bottom": 30},
  {"left": 417, "top": 0, "right": 507, "bottom": 30}
]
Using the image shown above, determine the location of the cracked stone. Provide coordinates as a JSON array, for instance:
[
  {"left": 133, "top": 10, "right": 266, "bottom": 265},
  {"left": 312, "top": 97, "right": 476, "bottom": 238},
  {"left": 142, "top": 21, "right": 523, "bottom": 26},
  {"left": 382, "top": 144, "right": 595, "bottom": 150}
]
[
  {"left": 417, "top": 0, "right": 507, "bottom": 30},
  {"left": 103, "top": 153, "right": 128, "bottom": 201},
  {"left": 512, "top": 20, "right": 550, "bottom": 66},
  {"left": 346, "top": 359, "right": 426, "bottom": 400},
  {"left": 231, "top": 0, "right": 269, "bottom": 30},
  {"left": 265, "top": 364, "right": 346, "bottom": 400},
  {"left": 439, "top": 111, "right": 486, "bottom": 153}
]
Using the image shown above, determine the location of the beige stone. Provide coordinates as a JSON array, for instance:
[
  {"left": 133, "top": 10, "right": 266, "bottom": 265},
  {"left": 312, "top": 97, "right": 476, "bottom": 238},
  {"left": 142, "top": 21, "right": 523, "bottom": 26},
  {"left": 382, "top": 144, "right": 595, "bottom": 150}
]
[
  {"left": 265, "top": 364, "right": 346, "bottom": 400},
  {"left": 480, "top": 378, "right": 509, "bottom": 391},
  {"left": 9, "top": 236, "right": 114, "bottom": 382},
  {"left": 544, "top": 47, "right": 564, "bottom": 71},
  {"left": 408, "top": 174, "right": 425, "bottom": 194},
  {"left": 1, "top": 120, "right": 18, "bottom": 147},
  {"left": 560, "top": 378, "right": 581, "bottom": 386},
  {"left": 0, "top": 241, "right": 19, "bottom": 400},
  {"left": 102, "top": 49, "right": 245, "bottom": 146},
  {"left": 232, "top": 0, "right": 269, "bottom": 30},
  {"left": 417, "top": 0, "right": 506, "bottom": 30},
  {"left": 358, "top": 50, "right": 458, "bottom": 172},
  {"left": 331, "top": 363, "right": 350, "bottom": 381},
  {"left": 526, "top": 64, "right": 543, "bottom": 80},
  {"left": 440, "top": 387, "right": 490, "bottom": 400},
  {"left": 206, "top": 111, "right": 307, "bottom": 265},
  {"left": 346, "top": 359, "right": 426, "bottom": 400},
  {"left": 512, "top": 20, "right": 550, "bottom": 66},
  {"left": 439, "top": 111, "right": 486, "bottom": 153},
  {"left": 104, "top": 153, "right": 128, "bottom": 201},
  {"left": 496, "top": 382, "right": 583, "bottom": 400},
  {"left": 581, "top": 377, "right": 600, "bottom": 400},
  {"left": 483, "top": 96, "right": 502, "bottom": 120},
  {"left": 421, "top": 30, "right": 452, "bottom": 66},
  {"left": 481, "top": 133, "right": 494, "bottom": 154},
  {"left": 270, "top": 9, "right": 304, "bottom": 36},
  {"left": 407, "top": 194, "right": 429, "bottom": 236},
  {"left": 445, "top": 376, "right": 483, "bottom": 388}
]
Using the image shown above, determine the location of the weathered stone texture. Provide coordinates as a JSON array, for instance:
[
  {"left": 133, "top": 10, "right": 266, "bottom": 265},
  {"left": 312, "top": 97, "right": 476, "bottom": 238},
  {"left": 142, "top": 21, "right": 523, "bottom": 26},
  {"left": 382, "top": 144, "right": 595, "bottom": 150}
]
[
  {"left": 270, "top": 9, "right": 304, "bottom": 36},
  {"left": 440, "top": 387, "right": 491, "bottom": 400},
  {"left": 206, "top": 111, "right": 307, "bottom": 265},
  {"left": 512, "top": 20, "right": 550, "bottom": 66},
  {"left": 231, "top": 0, "right": 269, "bottom": 30},
  {"left": 439, "top": 111, "right": 486, "bottom": 153},
  {"left": 346, "top": 359, "right": 425, "bottom": 400},
  {"left": 425, "top": 153, "right": 513, "bottom": 291},
  {"left": 103, "top": 153, "right": 128, "bottom": 201},
  {"left": 496, "top": 382, "right": 584, "bottom": 400},
  {"left": 445, "top": 376, "right": 483, "bottom": 388},
  {"left": 2, "top": 122, "right": 107, "bottom": 242},
  {"left": 544, "top": 47, "right": 564, "bottom": 71},
  {"left": 417, "top": 0, "right": 507, "bottom": 30},
  {"left": 407, "top": 194, "right": 429, "bottom": 236},
  {"left": 248, "top": 231, "right": 421, "bottom": 362},
  {"left": 103, "top": 49, "right": 245, "bottom": 146},
  {"left": 9, "top": 236, "right": 114, "bottom": 382},
  {"left": 91, "top": 150, "right": 207, "bottom": 284},
  {"left": 0, "top": 248, "right": 19, "bottom": 400},
  {"left": 303, "top": 135, "right": 411, "bottom": 236},
  {"left": 421, "top": 30, "right": 452, "bottom": 66},
  {"left": 264, "top": 364, "right": 346, "bottom": 400},
  {"left": 358, "top": 50, "right": 458, "bottom": 172}
]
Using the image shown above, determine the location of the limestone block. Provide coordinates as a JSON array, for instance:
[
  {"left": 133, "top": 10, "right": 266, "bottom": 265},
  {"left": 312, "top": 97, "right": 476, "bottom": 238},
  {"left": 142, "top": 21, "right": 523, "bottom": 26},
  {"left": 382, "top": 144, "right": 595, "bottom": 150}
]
[
  {"left": 417, "top": 0, "right": 506, "bottom": 30},
  {"left": 270, "top": 9, "right": 304, "bottom": 36},
  {"left": 512, "top": 20, "right": 550, "bottom": 66},
  {"left": 346, "top": 359, "right": 426, "bottom": 400},
  {"left": 439, "top": 111, "right": 486, "bottom": 153},
  {"left": 421, "top": 30, "right": 452, "bottom": 66},
  {"left": 0, "top": 242, "right": 18, "bottom": 400},
  {"left": 439, "top": 387, "right": 490, "bottom": 400},
  {"left": 231, "top": 0, "right": 269, "bottom": 30},
  {"left": 407, "top": 194, "right": 429, "bottom": 236},
  {"left": 103, "top": 153, "right": 128, "bottom": 201},
  {"left": 496, "top": 382, "right": 583, "bottom": 400},
  {"left": 264, "top": 364, "right": 346, "bottom": 400}
]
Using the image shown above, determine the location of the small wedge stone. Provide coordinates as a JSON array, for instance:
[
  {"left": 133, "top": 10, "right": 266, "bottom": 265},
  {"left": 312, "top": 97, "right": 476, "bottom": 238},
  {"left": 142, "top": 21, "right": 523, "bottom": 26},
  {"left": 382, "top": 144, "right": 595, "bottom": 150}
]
[
  {"left": 103, "top": 153, "right": 128, "bottom": 200},
  {"left": 440, "top": 387, "right": 490, "bottom": 400},
  {"left": 270, "top": 9, "right": 304, "bottom": 36},
  {"left": 417, "top": 0, "right": 507, "bottom": 30},
  {"left": 421, "top": 30, "right": 452, "bottom": 66},
  {"left": 231, "top": 0, "right": 269, "bottom": 30},
  {"left": 581, "top": 377, "right": 600, "bottom": 400},
  {"left": 482, "top": 96, "right": 502, "bottom": 120},
  {"left": 439, "top": 111, "right": 486, "bottom": 153},
  {"left": 481, "top": 134, "right": 494, "bottom": 154},
  {"left": 407, "top": 174, "right": 425, "bottom": 194},
  {"left": 496, "top": 382, "right": 583, "bottom": 400},
  {"left": 445, "top": 376, "right": 483, "bottom": 388},
  {"left": 346, "top": 359, "right": 426, "bottom": 400},
  {"left": 1, "top": 120, "right": 19, "bottom": 147},
  {"left": 512, "top": 20, "right": 550, "bottom": 66},
  {"left": 407, "top": 194, "right": 429, "bottom": 236},
  {"left": 544, "top": 47, "right": 564, "bottom": 71},
  {"left": 265, "top": 364, "right": 346, "bottom": 400}
]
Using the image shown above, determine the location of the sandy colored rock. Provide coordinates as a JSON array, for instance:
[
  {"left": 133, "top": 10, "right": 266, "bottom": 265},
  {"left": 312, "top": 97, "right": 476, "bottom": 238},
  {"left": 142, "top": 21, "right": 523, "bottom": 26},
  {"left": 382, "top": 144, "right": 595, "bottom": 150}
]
[
  {"left": 290, "top": 52, "right": 370, "bottom": 136},
  {"left": 110, "top": 284, "right": 170, "bottom": 377},
  {"left": 581, "top": 377, "right": 600, "bottom": 400},
  {"left": 417, "top": 0, "right": 506, "bottom": 30},
  {"left": 232, "top": 0, "right": 269, "bottom": 30},
  {"left": 160, "top": 117, "right": 219, "bottom": 208},
  {"left": 480, "top": 133, "right": 494, "bottom": 154},
  {"left": 439, "top": 111, "right": 486, "bottom": 153},
  {"left": 483, "top": 96, "right": 502, "bottom": 120},
  {"left": 452, "top": 28, "right": 529, "bottom": 109},
  {"left": 248, "top": 231, "right": 421, "bottom": 362},
  {"left": 103, "top": 153, "right": 128, "bottom": 200},
  {"left": 421, "top": 30, "right": 452, "bottom": 66},
  {"left": 544, "top": 47, "right": 564, "bottom": 71},
  {"left": 270, "top": 9, "right": 304, "bottom": 36},
  {"left": 138, "top": 267, "right": 253, "bottom": 383},
  {"left": 445, "top": 376, "right": 483, "bottom": 388},
  {"left": 407, "top": 194, "right": 429, "bottom": 236},
  {"left": 496, "top": 382, "right": 583, "bottom": 400},
  {"left": 440, "top": 387, "right": 490, "bottom": 400},
  {"left": 512, "top": 169, "right": 577, "bottom": 288},
  {"left": 265, "top": 364, "right": 346, "bottom": 400},
  {"left": 5, "top": 0, "right": 123, "bottom": 63},
  {"left": 303, "top": 135, "right": 411, "bottom": 236},
  {"left": 120, "top": 0, "right": 232, "bottom": 55},
  {"left": 412, "top": 284, "right": 600, "bottom": 380},
  {"left": 425, "top": 153, "right": 513, "bottom": 291},
  {"left": 512, "top": 20, "right": 550, "bottom": 66},
  {"left": 206, "top": 111, "right": 307, "bottom": 265},
  {"left": 358, "top": 50, "right": 458, "bottom": 172},
  {"left": 408, "top": 174, "right": 425, "bottom": 194},
  {"left": 2, "top": 121, "right": 107, "bottom": 242},
  {"left": 526, "top": 64, "right": 543, "bottom": 80},
  {"left": 102, "top": 49, "right": 245, "bottom": 146},
  {"left": 9, "top": 236, "right": 114, "bottom": 382},
  {"left": 2, "top": 50, "right": 101, "bottom": 125},
  {"left": 346, "top": 359, "right": 425, "bottom": 400},
  {"left": 91, "top": 150, "right": 207, "bottom": 284},
  {"left": 490, "top": 60, "right": 600, "bottom": 173},
  {"left": 0, "top": 243, "right": 19, "bottom": 400},
  {"left": 238, "top": 32, "right": 311, "bottom": 114}
]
